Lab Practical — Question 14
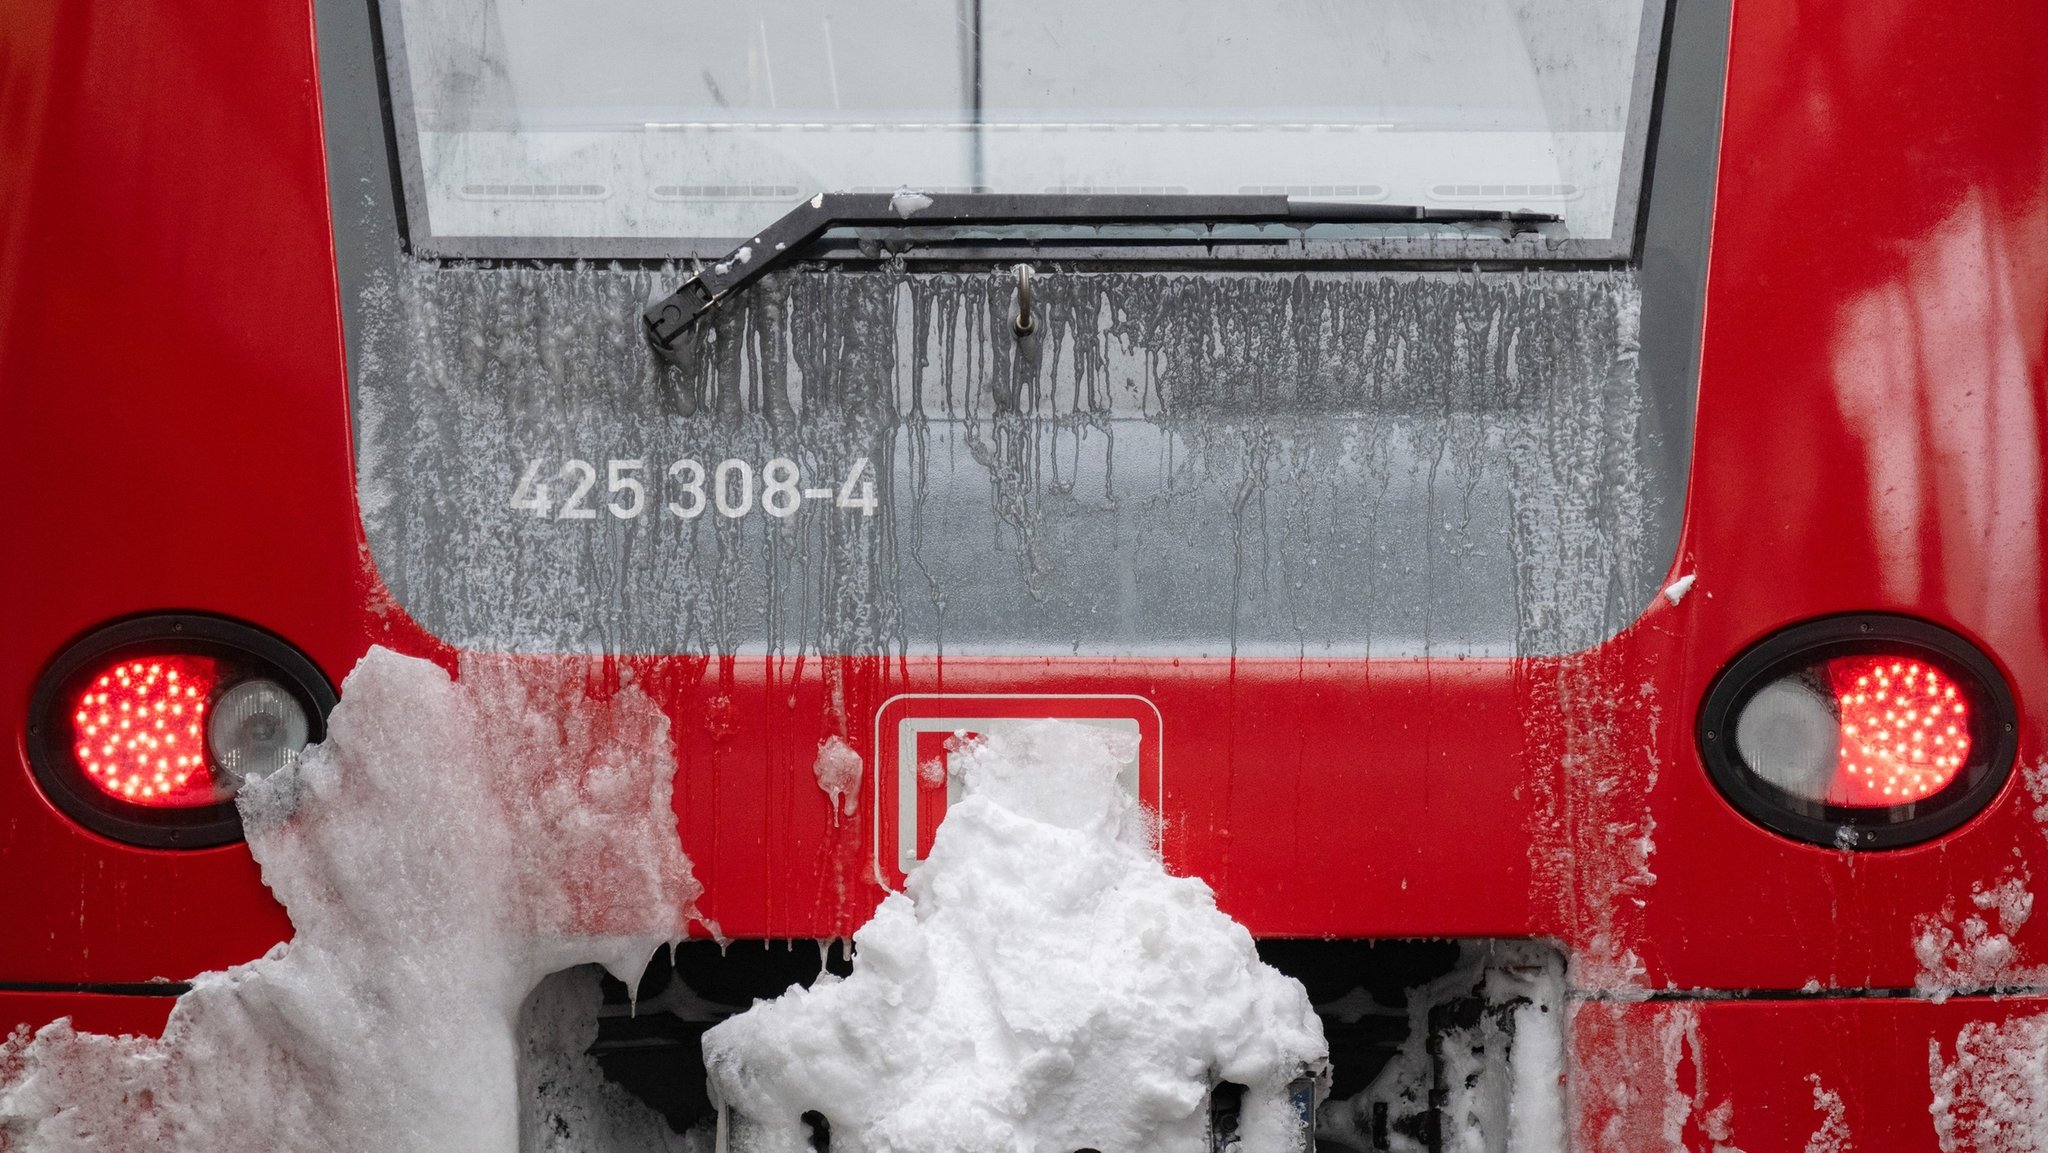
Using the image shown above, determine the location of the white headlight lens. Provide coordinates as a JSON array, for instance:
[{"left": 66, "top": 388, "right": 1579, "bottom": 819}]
[
  {"left": 206, "top": 679, "right": 310, "bottom": 784},
  {"left": 1733, "top": 675, "right": 1839, "bottom": 800}
]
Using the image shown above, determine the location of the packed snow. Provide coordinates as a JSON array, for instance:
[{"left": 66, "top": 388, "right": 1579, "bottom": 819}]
[
  {"left": 1660, "top": 574, "right": 1696, "bottom": 605},
  {"left": 0, "top": 648, "right": 699, "bottom": 1152},
  {"left": 711, "top": 245, "right": 753, "bottom": 276},
  {"left": 702, "top": 720, "right": 1328, "bottom": 1153},
  {"left": 2, "top": 668, "right": 1330, "bottom": 1153}
]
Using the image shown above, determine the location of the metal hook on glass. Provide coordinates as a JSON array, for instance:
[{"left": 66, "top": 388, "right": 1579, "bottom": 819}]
[
  {"left": 1011, "top": 262, "right": 1035, "bottom": 338},
  {"left": 1001, "top": 263, "right": 1041, "bottom": 413}
]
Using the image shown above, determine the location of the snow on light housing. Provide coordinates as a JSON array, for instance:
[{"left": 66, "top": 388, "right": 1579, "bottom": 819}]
[
  {"left": 28, "top": 615, "right": 336, "bottom": 849},
  {"left": 1699, "top": 615, "right": 2017, "bottom": 850}
]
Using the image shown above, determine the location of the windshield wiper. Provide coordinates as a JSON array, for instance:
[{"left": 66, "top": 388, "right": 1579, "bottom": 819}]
[{"left": 642, "top": 192, "right": 1556, "bottom": 354}]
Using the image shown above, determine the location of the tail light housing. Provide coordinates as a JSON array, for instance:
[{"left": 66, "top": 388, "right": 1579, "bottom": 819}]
[
  {"left": 1698, "top": 615, "right": 2018, "bottom": 850},
  {"left": 26, "top": 615, "right": 336, "bottom": 848}
]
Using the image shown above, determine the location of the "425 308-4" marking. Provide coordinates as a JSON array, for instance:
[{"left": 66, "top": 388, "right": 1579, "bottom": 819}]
[{"left": 508, "top": 457, "right": 878, "bottom": 520}]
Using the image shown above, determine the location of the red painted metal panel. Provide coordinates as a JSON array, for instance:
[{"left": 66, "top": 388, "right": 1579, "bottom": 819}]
[
  {"left": 1575, "top": 995, "right": 2048, "bottom": 1152},
  {"left": 0, "top": 1, "right": 386, "bottom": 981},
  {"left": 1632, "top": 0, "right": 2048, "bottom": 992}
]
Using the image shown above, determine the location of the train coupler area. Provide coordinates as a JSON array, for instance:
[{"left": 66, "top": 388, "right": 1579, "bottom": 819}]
[{"left": 519, "top": 938, "right": 1564, "bottom": 1153}]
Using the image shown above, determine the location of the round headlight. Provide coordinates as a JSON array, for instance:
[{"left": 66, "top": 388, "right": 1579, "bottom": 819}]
[
  {"left": 27, "top": 614, "right": 335, "bottom": 848},
  {"left": 208, "top": 678, "right": 312, "bottom": 784},
  {"left": 1733, "top": 673, "right": 1840, "bottom": 798}
]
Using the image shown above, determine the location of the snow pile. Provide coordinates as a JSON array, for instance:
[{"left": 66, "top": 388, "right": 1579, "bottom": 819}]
[
  {"left": 0, "top": 647, "right": 699, "bottom": 1153},
  {"left": 703, "top": 720, "right": 1327, "bottom": 1153},
  {"left": 1930, "top": 1013, "right": 2048, "bottom": 1153}
]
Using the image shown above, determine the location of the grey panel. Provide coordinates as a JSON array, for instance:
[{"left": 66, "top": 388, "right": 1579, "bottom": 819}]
[
  {"left": 315, "top": 0, "right": 1725, "bottom": 660},
  {"left": 350, "top": 265, "right": 1642, "bottom": 657}
]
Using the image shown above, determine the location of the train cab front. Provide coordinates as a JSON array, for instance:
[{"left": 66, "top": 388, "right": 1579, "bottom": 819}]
[{"left": 4, "top": 0, "right": 2047, "bottom": 1149}]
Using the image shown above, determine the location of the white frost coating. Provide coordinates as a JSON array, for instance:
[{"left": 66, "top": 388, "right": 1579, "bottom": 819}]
[
  {"left": 1803, "top": 1074, "right": 1850, "bottom": 1153},
  {"left": 813, "top": 735, "right": 864, "bottom": 819},
  {"left": 1913, "top": 764, "right": 2048, "bottom": 1000},
  {"left": 363, "top": 264, "right": 1654, "bottom": 659},
  {"left": 1915, "top": 871, "right": 2041, "bottom": 1000},
  {"left": 712, "top": 246, "right": 753, "bottom": 276},
  {"left": 1930, "top": 1014, "right": 2048, "bottom": 1153},
  {"left": 0, "top": 647, "right": 701, "bottom": 1153},
  {"left": 889, "top": 187, "right": 934, "bottom": 218},
  {"left": 705, "top": 720, "right": 1327, "bottom": 1153},
  {"left": 1661, "top": 574, "right": 1695, "bottom": 605},
  {"left": 2025, "top": 758, "right": 2048, "bottom": 825}
]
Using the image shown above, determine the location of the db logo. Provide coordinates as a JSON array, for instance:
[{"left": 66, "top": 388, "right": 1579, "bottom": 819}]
[{"left": 872, "top": 694, "right": 1163, "bottom": 885}]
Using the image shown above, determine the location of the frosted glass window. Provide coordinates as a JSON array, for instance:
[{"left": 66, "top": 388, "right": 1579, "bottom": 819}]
[{"left": 386, "top": 0, "right": 1656, "bottom": 249}]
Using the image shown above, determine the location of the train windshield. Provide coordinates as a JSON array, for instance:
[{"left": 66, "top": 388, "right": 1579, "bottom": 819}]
[{"left": 383, "top": 0, "right": 1658, "bottom": 254}]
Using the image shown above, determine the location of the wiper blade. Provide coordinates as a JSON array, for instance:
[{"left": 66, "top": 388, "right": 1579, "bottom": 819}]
[{"left": 642, "top": 192, "right": 1557, "bottom": 353}]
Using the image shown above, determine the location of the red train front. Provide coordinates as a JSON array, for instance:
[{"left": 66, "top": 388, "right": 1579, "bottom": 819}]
[{"left": 3, "top": 0, "right": 2046, "bottom": 1149}]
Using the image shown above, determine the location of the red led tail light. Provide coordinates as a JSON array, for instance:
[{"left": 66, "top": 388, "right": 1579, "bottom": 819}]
[
  {"left": 1700, "top": 615, "right": 2016, "bottom": 850},
  {"left": 28, "top": 615, "right": 336, "bottom": 849},
  {"left": 70, "top": 656, "right": 225, "bottom": 808},
  {"left": 1826, "top": 656, "right": 1969, "bottom": 807}
]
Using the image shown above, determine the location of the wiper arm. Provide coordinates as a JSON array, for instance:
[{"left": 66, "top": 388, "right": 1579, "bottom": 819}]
[{"left": 642, "top": 192, "right": 1557, "bottom": 354}]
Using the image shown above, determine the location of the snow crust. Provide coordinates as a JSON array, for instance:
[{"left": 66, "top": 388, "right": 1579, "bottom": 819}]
[
  {"left": 0, "top": 648, "right": 699, "bottom": 1152},
  {"left": 1918, "top": 768, "right": 2048, "bottom": 1146},
  {"left": 703, "top": 720, "right": 1327, "bottom": 1153},
  {"left": 1912, "top": 763, "right": 2048, "bottom": 1006},
  {"left": 361, "top": 261, "right": 1656, "bottom": 659},
  {"left": 1567, "top": 1001, "right": 1753, "bottom": 1153}
]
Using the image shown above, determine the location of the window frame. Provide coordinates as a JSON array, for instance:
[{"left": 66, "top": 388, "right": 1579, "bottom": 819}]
[{"left": 373, "top": 0, "right": 1671, "bottom": 264}]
